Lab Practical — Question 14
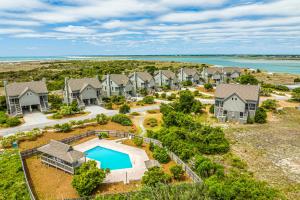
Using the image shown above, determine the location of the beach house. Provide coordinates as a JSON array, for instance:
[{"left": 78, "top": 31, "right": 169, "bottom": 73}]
[
  {"left": 64, "top": 77, "right": 101, "bottom": 108},
  {"left": 202, "top": 66, "right": 242, "bottom": 85},
  {"left": 101, "top": 74, "right": 133, "bottom": 98},
  {"left": 214, "top": 84, "right": 260, "bottom": 123},
  {"left": 4, "top": 79, "right": 49, "bottom": 116},
  {"left": 177, "top": 67, "right": 202, "bottom": 85},
  {"left": 128, "top": 71, "right": 155, "bottom": 95},
  {"left": 153, "top": 70, "right": 179, "bottom": 90}
]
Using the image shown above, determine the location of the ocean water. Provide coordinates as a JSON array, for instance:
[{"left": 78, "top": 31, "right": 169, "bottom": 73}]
[{"left": 0, "top": 55, "right": 300, "bottom": 74}]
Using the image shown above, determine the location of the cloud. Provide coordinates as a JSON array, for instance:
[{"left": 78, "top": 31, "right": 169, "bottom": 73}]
[
  {"left": 0, "top": 28, "right": 34, "bottom": 34},
  {"left": 54, "top": 25, "right": 96, "bottom": 34}
]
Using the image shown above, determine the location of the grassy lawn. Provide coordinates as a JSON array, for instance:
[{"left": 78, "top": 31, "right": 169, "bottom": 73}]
[
  {"left": 143, "top": 113, "right": 163, "bottom": 132},
  {"left": 224, "top": 108, "right": 300, "bottom": 199},
  {"left": 254, "top": 72, "right": 300, "bottom": 85},
  {"left": 0, "top": 150, "right": 31, "bottom": 200}
]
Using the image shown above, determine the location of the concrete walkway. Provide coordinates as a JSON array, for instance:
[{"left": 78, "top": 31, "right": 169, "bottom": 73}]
[{"left": 0, "top": 104, "right": 160, "bottom": 137}]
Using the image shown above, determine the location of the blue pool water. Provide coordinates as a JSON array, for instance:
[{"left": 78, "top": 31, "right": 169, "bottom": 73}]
[{"left": 85, "top": 146, "right": 132, "bottom": 170}]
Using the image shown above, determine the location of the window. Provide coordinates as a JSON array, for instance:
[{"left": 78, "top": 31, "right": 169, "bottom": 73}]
[
  {"left": 240, "top": 112, "right": 244, "bottom": 118},
  {"left": 223, "top": 110, "right": 227, "bottom": 115},
  {"left": 248, "top": 103, "right": 256, "bottom": 110}
]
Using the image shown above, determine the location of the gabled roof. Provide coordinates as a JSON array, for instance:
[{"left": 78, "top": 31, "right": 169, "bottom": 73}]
[
  {"left": 215, "top": 84, "right": 260, "bottom": 102},
  {"left": 68, "top": 78, "right": 101, "bottom": 92},
  {"left": 103, "top": 74, "right": 131, "bottom": 86},
  {"left": 179, "top": 68, "right": 199, "bottom": 76},
  {"left": 154, "top": 70, "right": 176, "bottom": 79},
  {"left": 129, "top": 72, "right": 153, "bottom": 82},
  {"left": 206, "top": 67, "right": 242, "bottom": 74},
  {"left": 5, "top": 81, "right": 48, "bottom": 97},
  {"left": 37, "top": 140, "right": 84, "bottom": 164}
]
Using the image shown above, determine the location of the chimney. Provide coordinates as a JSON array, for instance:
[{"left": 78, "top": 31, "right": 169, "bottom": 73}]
[
  {"left": 133, "top": 72, "right": 137, "bottom": 94},
  {"left": 106, "top": 74, "right": 111, "bottom": 97},
  {"left": 159, "top": 70, "right": 162, "bottom": 86}
]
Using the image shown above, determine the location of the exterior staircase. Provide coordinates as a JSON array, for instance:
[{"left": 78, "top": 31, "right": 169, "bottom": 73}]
[
  {"left": 77, "top": 98, "right": 85, "bottom": 109},
  {"left": 14, "top": 104, "right": 23, "bottom": 117}
]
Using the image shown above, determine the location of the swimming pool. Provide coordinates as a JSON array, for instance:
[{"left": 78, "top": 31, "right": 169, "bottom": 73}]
[{"left": 85, "top": 146, "right": 132, "bottom": 170}]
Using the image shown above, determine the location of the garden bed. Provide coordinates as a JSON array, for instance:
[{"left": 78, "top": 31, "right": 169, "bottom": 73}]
[{"left": 47, "top": 111, "right": 90, "bottom": 120}]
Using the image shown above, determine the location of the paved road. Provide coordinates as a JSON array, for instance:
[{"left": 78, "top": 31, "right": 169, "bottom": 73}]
[{"left": 0, "top": 105, "right": 160, "bottom": 137}]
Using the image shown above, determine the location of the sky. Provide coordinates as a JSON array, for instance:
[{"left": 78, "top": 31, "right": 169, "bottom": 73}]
[{"left": 0, "top": 0, "right": 300, "bottom": 56}]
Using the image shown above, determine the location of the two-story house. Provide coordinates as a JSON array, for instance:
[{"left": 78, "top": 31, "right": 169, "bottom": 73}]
[
  {"left": 214, "top": 84, "right": 260, "bottom": 124},
  {"left": 202, "top": 66, "right": 242, "bottom": 85},
  {"left": 177, "top": 68, "right": 202, "bottom": 85},
  {"left": 153, "top": 70, "right": 179, "bottom": 90},
  {"left": 101, "top": 74, "right": 133, "bottom": 98},
  {"left": 64, "top": 77, "right": 101, "bottom": 108},
  {"left": 4, "top": 79, "right": 49, "bottom": 116},
  {"left": 128, "top": 72, "right": 155, "bottom": 95}
]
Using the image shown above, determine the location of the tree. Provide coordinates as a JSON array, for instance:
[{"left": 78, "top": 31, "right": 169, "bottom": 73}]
[
  {"left": 294, "top": 78, "right": 300, "bottom": 83},
  {"left": 72, "top": 161, "right": 106, "bottom": 196},
  {"left": 170, "top": 165, "right": 184, "bottom": 180},
  {"left": 204, "top": 83, "right": 213, "bottom": 91},
  {"left": 133, "top": 137, "right": 143, "bottom": 147},
  {"left": 71, "top": 100, "right": 79, "bottom": 112},
  {"left": 153, "top": 146, "right": 170, "bottom": 164},
  {"left": 96, "top": 114, "right": 109, "bottom": 125},
  {"left": 194, "top": 155, "right": 224, "bottom": 179},
  {"left": 238, "top": 74, "right": 259, "bottom": 85},
  {"left": 177, "top": 90, "right": 195, "bottom": 113},
  {"left": 48, "top": 94, "right": 63, "bottom": 110},
  {"left": 144, "top": 65, "right": 158, "bottom": 75},
  {"left": 191, "top": 100, "right": 203, "bottom": 114},
  {"left": 254, "top": 108, "right": 267, "bottom": 123},
  {"left": 119, "top": 104, "right": 130, "bottom": 114},
  {"left": 142, "top": 167, "right": 171, "bottom": 187}
]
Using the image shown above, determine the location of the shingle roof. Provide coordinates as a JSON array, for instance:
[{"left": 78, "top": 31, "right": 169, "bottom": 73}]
[
  {"left": 215, "top": 84, "right": 260, "bottom": 101},
  {"left": 206, "top": 67, "right": 242, "bottom": 74},
  {"left": 68, "top": 78, "right": 101, "bottom": 91},
  {"left": 180, "top": 68, "right": 199, "bottom": 76},
  {"left": 103, "top": 74, "right": 131, "bottom": 86},
  {"left": 129, "top": 72, "right": 153, "bottom": 82},
  {"left": 154, "top": 70, "right": 176, "bottom": 79},
  {"left": 5, "top": 81, "right": 48, "bottom": 96},
  {"left": 37, "top": 140, "right": 84, "bottom": 164}
]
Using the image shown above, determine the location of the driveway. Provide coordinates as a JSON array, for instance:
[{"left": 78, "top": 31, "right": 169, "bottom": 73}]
[{"left": 0, "top": 105, "right": 160, "bottom": 137}]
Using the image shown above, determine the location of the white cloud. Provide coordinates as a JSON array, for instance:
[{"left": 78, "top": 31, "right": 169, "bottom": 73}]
[
  {"left": 54, "top": 25, "right": 96, "bottom": 34},
  {"left": 0, "top": 19, "right": 41, "bottom": 26},
  {"left": 0, "top": 28, "right": 34, "bottom": 34},
  {"left": 0, "top": 0, "right": 49, "bottom": 11}
]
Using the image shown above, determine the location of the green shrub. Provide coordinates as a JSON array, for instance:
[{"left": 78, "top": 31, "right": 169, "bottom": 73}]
[
  {"left": 111, "top": 114, "right": 132, "bottom": 126},
  {"left": 111, "top": 95, "right": 125, "bottom": 105},
  {"left": 55, "top": 123, "right": 72, "bottom": 132},
  {"left": 105, "top": 102, "right": 113, "bottom": 109},
  {"left": 72, "top": 160, "right": 106, "bottom": 197},
  {"left": 119, "top": 104, "right": 130, "bottom": 114},
  {"left": 6, "top": 117, "right": 21, "bottom": 127},
  {"left": 0, "top": 111, "right": 8, "bottom": 124},
  {"left": 294, "top": 78, "right": 300, "bottom": 83},
  {"left": 194, "top": 155, "right": 224, "bottom": 179},
  {"left": 154, "top": 93, "right": 159, "bottom": 98},
  {"left": 247, "top": 115, "right": 254, "bottom": 124},
  {"left": 193, "top": 90, "right": 200, "bottom": 96},
  {"left": 52, "top": 113, "right": 63, "bottom": 119},
  {"left": 48, "top": 94, "right": 63, "bottom": 110},
  {"left": 238, "top": 74, "right": 259, "bottom": 85},
  {"left": 161, "top": 93, "right": 166, "bottom": 99},
  {"left": 261, "top": 99, "right": 277, "bottom": 111},
  {"left": 254, "top": 108, "right": 267, "bottom": 124},
  {"left": 70, "top": 100, "right": 80, "bottom": 112},
  {"left": 182, "top": 80, "right": 192, "bottom": 86},
  {"left": 142, "top": 167, "right": 171, "bottom": 187},
  {"left": 167, "top": 93, "right": 176, "bottom": 101},
  {"left": 170, "top": 165, "right": 184, "bottom": 180},
  {"left": 143, "top": 96, "right": 155, "bottom": 104},
  {"left": 146, "top": 118, "right": 158, "bottom": 127},
  {"left": 96, "top": 114, "right": 109, "bottom": 125},
  {"left": 97, "top": 132, "right": 109, "bottom": 139},
  {"left": 153, "top": 146, "right": 170, "bottom": 164},
  {"left": 260, "top": 87, "right": 273, "bottom": 96},
  {"left": 130, "top": 112, "right": 140, "bottom": 116},
  {"left": 59, "top": 105, "right": 73, "bottom": 116},
  {"left": 209, "top": 104, "right": 214, "bottom": 114},
  {"left": 204, "top": 83, "right": 213, "bottom": 91},
  {"left": 292, "top": 87, "right": 300, "bottom": 102},
  {"left": 133, "top": 137, "right": 143, "bottom": 147},
  {"left": 149, "top": 141, "right": 155, "bottom": 152}
]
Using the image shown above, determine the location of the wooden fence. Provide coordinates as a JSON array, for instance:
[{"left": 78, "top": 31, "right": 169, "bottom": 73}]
[{"left": 19, "top": 129, "right": 202, "bottom": 200}]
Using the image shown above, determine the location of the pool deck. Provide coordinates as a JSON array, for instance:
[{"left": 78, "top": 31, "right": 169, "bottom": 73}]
[{"left": 73, "top": 138, "right": 149, "bottom": 183}]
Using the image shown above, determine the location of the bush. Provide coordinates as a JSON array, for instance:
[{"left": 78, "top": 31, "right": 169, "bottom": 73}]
[
  {"left": 97, "top": 132, "right": 109, "bottom": 139},
  {"left": 143, "top": 96, "right": 155, "bottom": 104},
  {"left": 209, "top": 105, "right": 214, "bottom": 114},
  {"left": 59, "top": 105, "right": 73, "bottom": 116},
  {"left": 247, "top": 115, "right": 254, "bottom": 124},
  {"left": 130, "top": 112, "right": 140, "bottom": 116},
  {"left": 105, "top": 102, "right": 113, "bottom": 109},
  {"left": 111, "top": 95, "right": 125, "bottom": 105},
  {"left": 254, "top": 108, "right": 267, "bottom": 124},
  {"left": 161, "top": 93, "right": 166, "bottom": 99},
  {"left": 170, "top": 165, "right": 184, "bottom": 180},
  {"left": 72, "top": 161, "right": 106, "bottom": 197},
  {"left": 142, "top": 167, "right": 171, "bottom": 187},
  {"left": 167, "top": 93, "right": 176, "bottom": 101},
  {"left": 0, "top": 111, "right": 8, "bottom": 124},
  {"left": 96, "top": 114, "right": 109, "bottom": 125},
  {"left": 70, "top": 100, "right": 80, "bottom": 112},
  {"left": 261, "top": 99, "right": 277, "bottom": 111},
  {"left": 182, "top": 80, "right": 193, "bottom": 86},
  {"left": 149, "top": 141, "right": 155, "bottom": 152},
  {"left": 48, "top": 94, "right": 63, "bottom": 110},
  {"left": 292, "top": 87, "right": 300, "bottom": 102},
  {"left": 146, "top": 118, "right": 158, "bottom": 127},
  {"left": 193, "top": 90, "right": 199, "bottom": 96},
  {"left": 154, "top": 93, "right": 159, "bottom": 98},
  {"left": 204, "top": 83, "right": 213, "bottom": 91},
  {"left": 153, "top": 146, "right": 170, "bottom": 164},
  {"left": 52, "top": 113, "right": 63, "bottom": 119},
  {"left": 55, "top": 123, "right": 72, "bottom": 132},
  {"left": 260, "top": 87, "right": 273, "bottom": 96},
  {"left": 133, "top": 137, "right": 143, "bottom": 147},
  {"left": 111, "top": 114, "right": 132, "bottom": 126},
  {"left": 194, "top": 155, "right": 224, "bottom": 179},
  {"left": 238, "top": 74, "right": 259, "bottom": 85},
  {"left": 6, "top": 117, "right": 21, "bottom": 127},
  {"left": 294, "top": 78, "right": 300, "bottom": 83},
  {"left": 119, "top": 104, "right": 130, "bottom": 114}
]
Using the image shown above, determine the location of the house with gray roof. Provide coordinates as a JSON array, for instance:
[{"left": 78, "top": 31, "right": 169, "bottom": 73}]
[
  {"left": 214, "top": 84, "right": 260, "bottom": 123},
  {"left": 37, "top": 140, "right": 85, "bottom": 174},
  {"left": 101, "top": 74, "right": 133, "bottom": 98},
  {"left": 4, "top": 79, "right": 49, "bottom": 116},
  {"left": 128, "top": 72, "right": 155, "bottom": 95},
  {"left": 202, "top": 66, "right": 242, "bottom": 85},
  {"left": 64, "top": 76, "right": 101, "bottom": 108},
  {"left": 177, "top": 68, "right": 202, "bottom": 85},
  {"left": 153, "top": 70, "right": 179, "bottom": 90}
]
